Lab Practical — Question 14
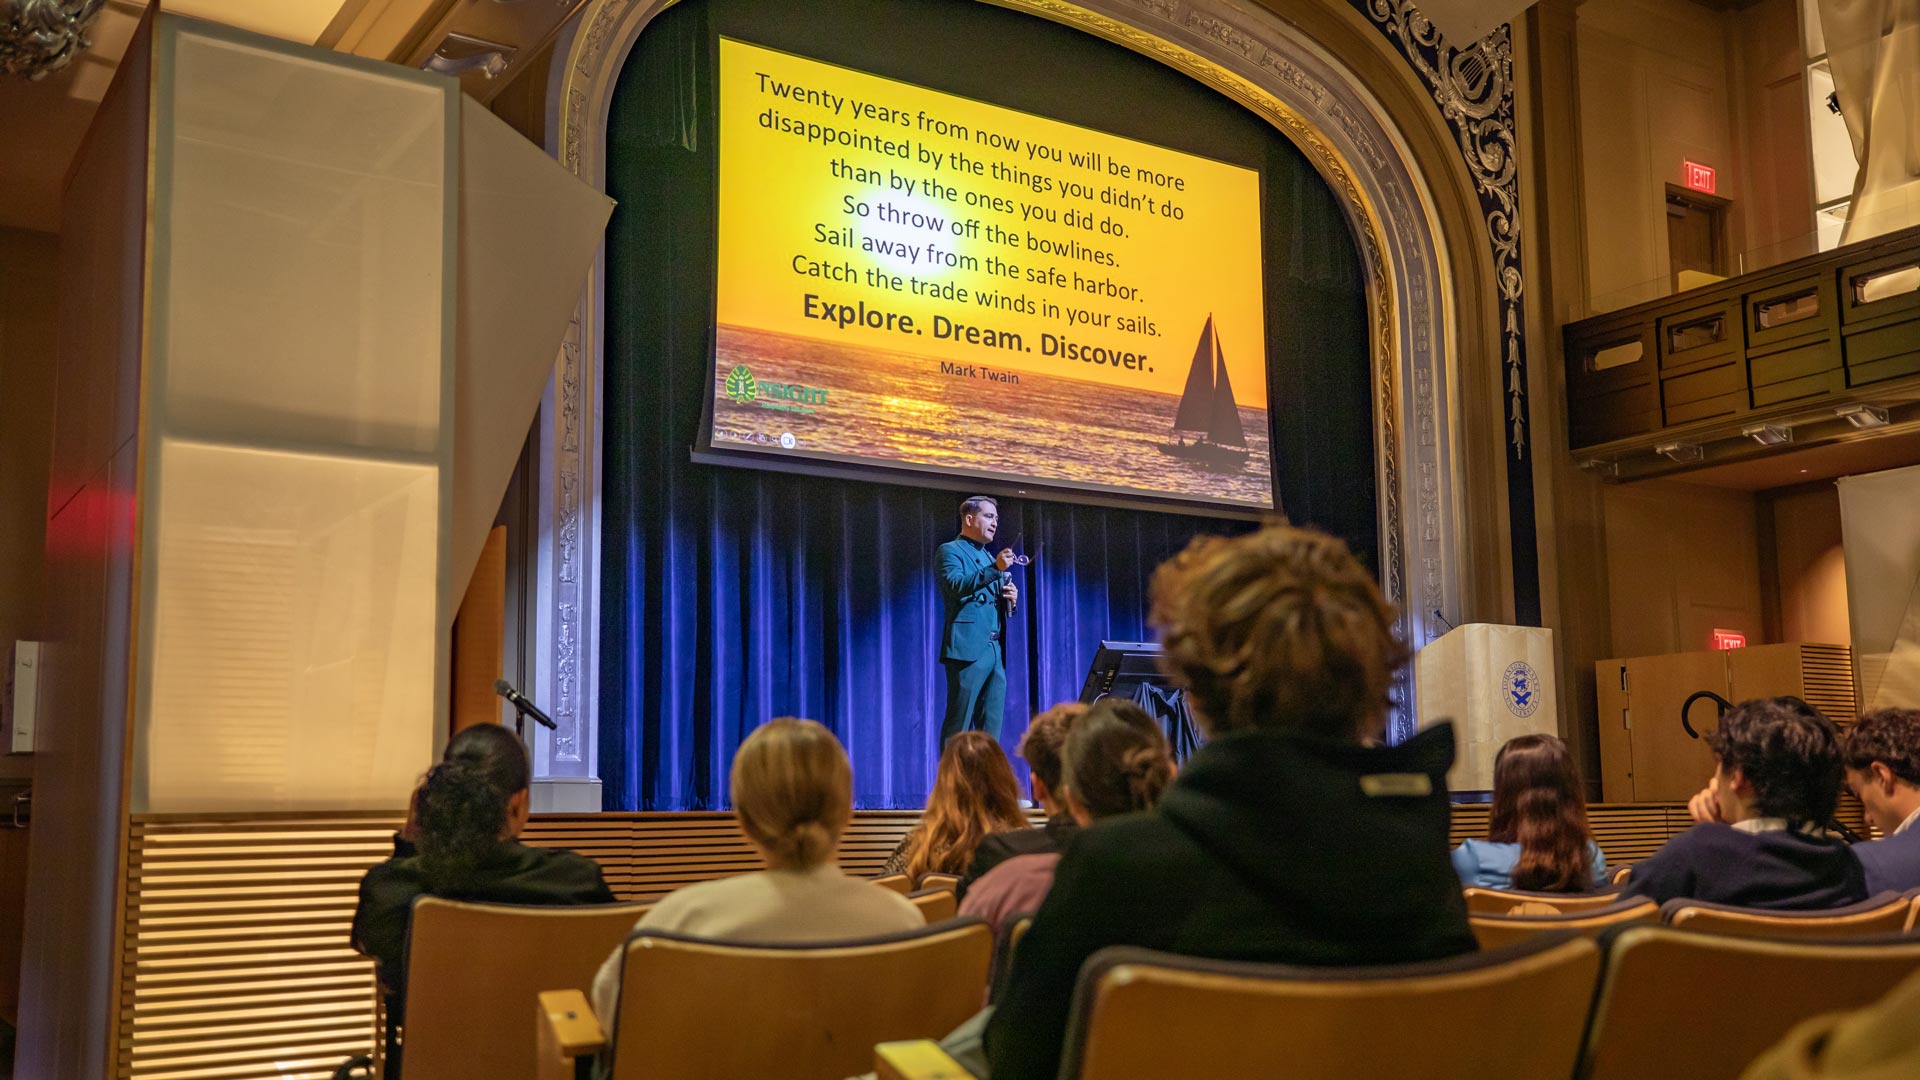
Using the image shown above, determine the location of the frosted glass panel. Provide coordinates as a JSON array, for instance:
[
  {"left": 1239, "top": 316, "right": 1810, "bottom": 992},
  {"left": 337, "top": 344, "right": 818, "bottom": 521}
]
[
  {"left": 142, "top": 439, "right": 438, "bottom": 811},
  {"left": 160, "top": 29, "right": 446, "bottom": 454}
]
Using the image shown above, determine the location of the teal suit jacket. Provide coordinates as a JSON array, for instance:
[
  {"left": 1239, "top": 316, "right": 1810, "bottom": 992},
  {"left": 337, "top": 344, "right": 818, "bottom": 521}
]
[{"left": 937, "top": 536, "right": 1004, "bottom": 662}]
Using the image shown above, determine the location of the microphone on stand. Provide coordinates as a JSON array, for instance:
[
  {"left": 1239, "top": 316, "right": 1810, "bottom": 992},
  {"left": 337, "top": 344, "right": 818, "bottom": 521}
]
[{"left": 494, "top": 678, "right": 558, "bottom": 730}]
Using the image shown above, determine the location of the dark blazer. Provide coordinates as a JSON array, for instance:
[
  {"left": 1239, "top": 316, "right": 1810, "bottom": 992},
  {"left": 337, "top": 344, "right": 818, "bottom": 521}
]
[
  {"left": 351, "top": 836, "right": 614, "bottom": 1022},
  {"left": 984, "top": 724, "right": 1476, "bottom": 1080},
  {"left": 936, "top": 535, "right": 1003, "bottom": 662},
  {"left": 1854, "top": 827, "right": 1920, "bottom": 895},
  {"left": 958, "top": 818, "right": 1080, "bottom": 900}
]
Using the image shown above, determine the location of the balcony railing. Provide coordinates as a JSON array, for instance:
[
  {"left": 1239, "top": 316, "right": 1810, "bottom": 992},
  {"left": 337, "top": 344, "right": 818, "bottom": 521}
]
[{"left": 1563, "top": 225, "right": 1920, "bottom": 480}]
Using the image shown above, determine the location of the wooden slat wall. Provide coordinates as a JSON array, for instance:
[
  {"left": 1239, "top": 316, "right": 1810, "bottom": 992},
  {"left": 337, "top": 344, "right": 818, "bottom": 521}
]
[
  {"left": 124, "top": 800, "right": 1861, "bottom": 1076},
  {"left": 1800, "top": 644, "right": 1858, "bottom": 726},
  {"left": 120, "top": 816, "right": 402, "bottom": 1080}
]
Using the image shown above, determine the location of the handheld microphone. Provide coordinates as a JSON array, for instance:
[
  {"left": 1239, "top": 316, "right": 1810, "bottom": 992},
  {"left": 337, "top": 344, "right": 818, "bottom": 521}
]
[{"left": 494, "top": 678, "right": 558, "bottom": 730}]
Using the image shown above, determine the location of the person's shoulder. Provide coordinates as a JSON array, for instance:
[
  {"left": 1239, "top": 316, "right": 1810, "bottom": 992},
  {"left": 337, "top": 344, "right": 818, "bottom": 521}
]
[
  {"left": 1056, "top": 811, "right": 1187, "bottom": 884},
  {"left": 509, "top": 844, "right": 614, "bottom": 898},
  {"left": 359, "top": 854, "right": 425, "bottom": 896}
]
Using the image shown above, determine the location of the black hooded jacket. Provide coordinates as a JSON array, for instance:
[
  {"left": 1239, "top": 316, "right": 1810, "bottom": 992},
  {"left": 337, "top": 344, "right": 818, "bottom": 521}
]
[{"left": 984, "top": 723, "right": 1476, "bottom": 1080}]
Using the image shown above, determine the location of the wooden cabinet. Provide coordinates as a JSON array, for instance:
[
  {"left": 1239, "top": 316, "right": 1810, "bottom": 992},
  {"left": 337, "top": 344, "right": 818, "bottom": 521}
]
[{"left": 1595, "top": 643, "right": 1855, "bottom": 802}]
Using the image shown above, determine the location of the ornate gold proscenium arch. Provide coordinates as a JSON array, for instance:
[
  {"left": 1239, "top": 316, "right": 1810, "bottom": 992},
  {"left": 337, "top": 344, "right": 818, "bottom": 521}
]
[{"left": 530, "top": 0, "right": 1481, "bottom": 770}]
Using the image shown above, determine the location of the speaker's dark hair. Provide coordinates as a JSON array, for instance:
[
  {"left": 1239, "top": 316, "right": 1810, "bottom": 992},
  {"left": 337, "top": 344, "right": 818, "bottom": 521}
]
[{"left": 414, "top": 724, "right": 530, "bottom": 891}]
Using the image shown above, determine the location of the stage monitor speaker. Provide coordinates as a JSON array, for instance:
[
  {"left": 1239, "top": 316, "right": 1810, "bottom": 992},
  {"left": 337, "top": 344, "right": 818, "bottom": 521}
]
[{"left": 1078, "top": 640, "right": 1200, "bottom": 760}]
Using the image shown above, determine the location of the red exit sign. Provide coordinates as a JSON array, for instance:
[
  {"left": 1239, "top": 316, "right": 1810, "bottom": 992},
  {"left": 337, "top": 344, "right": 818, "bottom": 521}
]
[
  {"left": 1711, "top": 628, "right": 1746, "bottom": 650},
  {"left": 1683, "top": 160, "right": 1717, "bottom": 195}
]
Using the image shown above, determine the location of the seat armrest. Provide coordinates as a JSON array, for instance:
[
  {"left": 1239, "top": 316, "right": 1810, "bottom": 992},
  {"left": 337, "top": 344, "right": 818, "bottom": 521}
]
[
  {"left": 874, "top": 1040, "right": 979, "bottom": 1080},
  {"left": 536, "top": 989, "right": 606, "bottom": 1080}
]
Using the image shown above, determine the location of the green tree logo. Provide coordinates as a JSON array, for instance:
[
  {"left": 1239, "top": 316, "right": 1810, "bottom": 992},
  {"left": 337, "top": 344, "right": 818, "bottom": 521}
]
[{"left": 723, "top": 364, "right": 759, "bottom": 404}]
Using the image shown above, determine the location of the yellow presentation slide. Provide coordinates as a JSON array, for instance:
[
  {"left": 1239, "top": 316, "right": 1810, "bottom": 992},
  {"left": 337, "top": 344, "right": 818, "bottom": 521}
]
[{"left": 711, "top": 38, "right": 1271, "bottom": 509}]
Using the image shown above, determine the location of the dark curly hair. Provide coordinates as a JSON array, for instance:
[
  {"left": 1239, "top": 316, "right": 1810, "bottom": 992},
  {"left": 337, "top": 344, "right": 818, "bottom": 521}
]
[
  {"left": 1843, "top": 708, "right": 1920, "bottom": 785},
  {"left": 1705, "top": 696, "right": 1843, "bottom": 826},
  {"left": 415, "top": 724, "right": 530, "bottom": 891},
  {"left": 1149, "top": 524, "right": 1408, "bottom": 740}
]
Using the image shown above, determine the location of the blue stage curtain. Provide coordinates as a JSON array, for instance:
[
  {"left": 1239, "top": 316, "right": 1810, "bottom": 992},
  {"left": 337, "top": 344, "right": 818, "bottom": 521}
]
[{"left": 598, "top": 456, "right": 1246, "bottom": 810}]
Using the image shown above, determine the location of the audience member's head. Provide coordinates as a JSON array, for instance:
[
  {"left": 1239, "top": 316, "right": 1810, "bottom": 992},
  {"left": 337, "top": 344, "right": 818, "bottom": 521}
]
[
  {"left": 1486, "top": 734, "right": 1593, "bottom": 892},
  {"left": 904, "top": 731, "right": 1026, "bottom": 881},
  {"left": 1843, "top": 708, "right": 1920, "bottom": 836},
  {"left": 1061, "top": 699, "right": 1175, "bottom": 824},
  {"left": 1705, "top": 696, "right": 1844, "bottom": 827},
  {"left": 415, "top": 723, "right": 532, "bottom": 889},
  {"left": 1016, "top": 702, "right": 1086, "bottom": 815},
  {"left": 731, "top": 717, "right": 853, "bottom": 871},
  {"left": 1149, "top": 524, "right": 1407, "bottom": 741}
]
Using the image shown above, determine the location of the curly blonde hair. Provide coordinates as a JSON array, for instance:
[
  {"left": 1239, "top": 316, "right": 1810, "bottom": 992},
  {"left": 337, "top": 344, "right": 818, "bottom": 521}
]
[{"left": 1149, "top": 525, "right": 1408, "bottom": 740}]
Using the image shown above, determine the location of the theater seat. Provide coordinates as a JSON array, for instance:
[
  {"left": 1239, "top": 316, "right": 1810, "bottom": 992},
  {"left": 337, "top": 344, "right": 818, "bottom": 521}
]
[
  {"left": 873, "top": 873, "right": 914, "bottom": 894},
  {"left": 400, "top": 897, "right": 652, "bottom": 1080},
  {"left": 1463, "top": 885, "right": 1625, "bottom": 915},
  {"left": 910, "top": 888, "right": 958, "bottom": 923},
  {"left": 1660, "top": 892, "right": 1913, "bottom": 939},
  {"left": 539, "top": 918, "right": 992, "bottom": 1080},
  {"left": 1579, "top": 925, "right": 1920, "bottom": 1080},
  {"left": 1470, "top": 897, "right": 1660, "bottom": 950},
  {"left": 919, "top": 872, "right": 962, "bottom": 892},
  {"left": 988, "top": 911, "right": 1036, "bottom": 1002},
  {"left": 878, "top": 933, "right": 1600, "bottom": 1080}
]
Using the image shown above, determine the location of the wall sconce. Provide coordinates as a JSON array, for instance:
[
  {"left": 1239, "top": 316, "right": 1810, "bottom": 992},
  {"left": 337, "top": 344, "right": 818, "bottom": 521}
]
[
  {"left": 1835, "top": 403, "right": 1890, "bottom": 429},
  {"left": 1654, "top": 441, "right": 1704, "bottom": 463},
  {"left": 1741, "top": 423, "right": 1793, "bottom": 446}
]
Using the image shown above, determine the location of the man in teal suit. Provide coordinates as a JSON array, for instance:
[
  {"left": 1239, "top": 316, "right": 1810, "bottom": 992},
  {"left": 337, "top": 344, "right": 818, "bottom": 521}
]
[{"left": 937, "top": 496, "right": 1018, "bottom": 745}]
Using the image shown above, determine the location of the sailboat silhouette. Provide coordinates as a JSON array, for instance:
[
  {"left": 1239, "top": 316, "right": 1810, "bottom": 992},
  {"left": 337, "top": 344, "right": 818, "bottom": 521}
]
[{"left": 1157, "top": 314, "right": 1249, "bottom": 471}]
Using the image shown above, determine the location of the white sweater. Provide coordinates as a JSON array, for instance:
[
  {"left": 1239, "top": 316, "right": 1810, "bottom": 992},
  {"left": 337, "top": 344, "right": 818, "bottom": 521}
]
[{"left": 589, "top": 864, "right": 924, "bottom": 1029}]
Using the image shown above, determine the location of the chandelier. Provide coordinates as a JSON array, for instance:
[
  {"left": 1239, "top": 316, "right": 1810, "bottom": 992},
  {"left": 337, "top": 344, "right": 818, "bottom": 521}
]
[{"left": 1, "top": 0, "right": 107, "bottom": 80}]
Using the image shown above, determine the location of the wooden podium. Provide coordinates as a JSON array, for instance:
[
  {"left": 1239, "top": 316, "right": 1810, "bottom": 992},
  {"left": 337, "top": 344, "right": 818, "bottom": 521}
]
[{"left": 1415, "top": 624, "right": 1559, "bottom": 793}]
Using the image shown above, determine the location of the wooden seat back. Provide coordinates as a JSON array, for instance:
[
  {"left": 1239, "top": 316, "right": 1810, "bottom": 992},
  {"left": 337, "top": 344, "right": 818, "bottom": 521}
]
[
  {"left": 1060, "top": 935, "right": 1601, "bottom": 1080},
  {"left": 909, "top": 888, "right": 957, "bottom": 923},
  {"left": 401, "top": 897, "right": 651, "bottom": 1080},
  {"left": 918, "top": 873, "right": 961, "bottom": 893},
  {"left": 1660, "top": 892, "right": 1912, "bottom": 939},
  {"left": 606, "top": 919, "right": 992, "bottom": 1080},
  {"left": 1470, "top": 898, "right": 1659, "bottom": 951},
  {"left": 1580, "top": 925, "right": 1920, "bottom": 1080},
  {"left": 872, "top": 873, "right": 912, "bottom": 894},
  {"left": 1463, "top": 886, "right": 1624, "bottom": 915}
]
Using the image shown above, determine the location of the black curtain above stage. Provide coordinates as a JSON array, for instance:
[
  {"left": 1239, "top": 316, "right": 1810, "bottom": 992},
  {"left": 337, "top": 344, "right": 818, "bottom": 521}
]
[{"left": 597, "top": 0, "right": 1372, "bottom": 811}]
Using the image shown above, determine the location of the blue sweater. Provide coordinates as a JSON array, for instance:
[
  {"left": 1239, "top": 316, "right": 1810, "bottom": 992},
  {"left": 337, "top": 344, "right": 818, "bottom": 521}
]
[
  {"left": 1852, "top": 828, "right": 1920, "bottom": 895},
  {"left": 1451, "top": 839, "right": 1608, "bottom": 891},
  {"left": 1624, "top": 824, "right": 1867, "bottom": 909}
]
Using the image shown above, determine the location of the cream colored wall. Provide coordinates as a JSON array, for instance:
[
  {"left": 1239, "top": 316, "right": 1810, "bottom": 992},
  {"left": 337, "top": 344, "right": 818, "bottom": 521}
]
[
  {"left": 1603, "top": 478, "right": 1765, "bottom": 659},
  {"left": 1769, "top": 485, "right": 1851, "bottom": 646},
  {"left": 1574, "top": 0, "right": 1813, "bottom": 314},
  {"left": 0, "top": 227, "right": 57, "bottom": 782},
  {"left": 1731, "top": 0, "right": 1815, "bottom": 267}
]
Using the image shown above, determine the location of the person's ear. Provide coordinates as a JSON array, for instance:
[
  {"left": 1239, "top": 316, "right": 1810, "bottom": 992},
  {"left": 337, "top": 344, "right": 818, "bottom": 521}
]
[
  {"left": 1871, "top": 762, "right": 1900, "bottom": 795},
  {"left": 1725, "top": 765, "right": 1754, "bottom": 799},
  {"left": 1030, "top": 774, "right": 1052, "bottom": 807},
  {"left": 504, "top": 788, "right": 532, "bottom": 838}
]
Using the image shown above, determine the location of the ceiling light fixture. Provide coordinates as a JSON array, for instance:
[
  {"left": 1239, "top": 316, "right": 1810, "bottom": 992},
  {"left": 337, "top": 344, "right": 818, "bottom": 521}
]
[
  {"left": 1835, "top": 403, "right": 1890, "bottom": 429},
  {"left": 1655, "top": 442, "right": 1704, "bottom": 463},
  {"left": 1741, "top": 423, "right": 1793, "bottom": 446}
]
